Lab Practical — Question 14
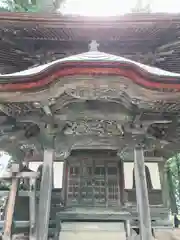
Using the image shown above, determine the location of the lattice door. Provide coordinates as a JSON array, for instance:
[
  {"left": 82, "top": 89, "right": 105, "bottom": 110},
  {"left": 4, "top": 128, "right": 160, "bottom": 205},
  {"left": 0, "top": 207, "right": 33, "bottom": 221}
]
[{"left": 66, "top": 158, "right": 120, "bottom": 207}]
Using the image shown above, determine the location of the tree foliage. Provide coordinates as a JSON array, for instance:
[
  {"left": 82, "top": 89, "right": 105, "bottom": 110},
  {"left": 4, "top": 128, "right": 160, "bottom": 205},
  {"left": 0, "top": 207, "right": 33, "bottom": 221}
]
[
  {"left": 0, "top": 0, "right": 38, "bottom": 12},
  {"left": 0, "top": 0, "right": 64, "bottom": 12},
  {"left": 167, "top": 153, "right": 180, "bottom": 213}
]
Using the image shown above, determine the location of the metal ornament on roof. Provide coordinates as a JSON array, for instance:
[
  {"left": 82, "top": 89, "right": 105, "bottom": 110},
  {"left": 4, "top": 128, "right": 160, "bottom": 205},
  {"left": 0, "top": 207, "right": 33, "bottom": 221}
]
[{"left": 89, "top": 40, "right": 100, "bottom": 51}]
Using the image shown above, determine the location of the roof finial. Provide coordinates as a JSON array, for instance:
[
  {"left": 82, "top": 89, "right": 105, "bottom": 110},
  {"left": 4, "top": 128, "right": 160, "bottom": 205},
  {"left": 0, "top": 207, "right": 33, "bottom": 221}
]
[{"left": 89, "top": 40, "right": 99, "bottom": 51}]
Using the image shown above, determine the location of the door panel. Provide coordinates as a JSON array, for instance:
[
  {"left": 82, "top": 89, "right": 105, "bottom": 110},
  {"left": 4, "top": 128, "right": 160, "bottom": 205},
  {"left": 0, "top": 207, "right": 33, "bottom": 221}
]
[{"left": 66, "top": 159, "right": 120, "bottom": 207}]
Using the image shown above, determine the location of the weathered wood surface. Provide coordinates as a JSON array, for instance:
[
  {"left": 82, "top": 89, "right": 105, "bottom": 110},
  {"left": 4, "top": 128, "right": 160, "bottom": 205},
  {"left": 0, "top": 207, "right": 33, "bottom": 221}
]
[
  {"left": 3, "top": 178, "right": 18, "bottom": 240},
  {"left": 125, "top": 189, "right": 163, "bottom": 205},
  {"left": 134, "top": 147, "right": 152, "bottom": 240},
  {"left": 57, "top": 208, "right": 131, "bottom": 221},
  {"left": 29, "top": 179, "right": 36, "bottom": 240},
  {"left": 58, "top": 229, "right": 180, "bottom": 240},
  {"left": 0, "top": 172, "right": 39, "bottom": 179},
  {"left": 36, "top": 148, "right": 54, "bottom": 240}
]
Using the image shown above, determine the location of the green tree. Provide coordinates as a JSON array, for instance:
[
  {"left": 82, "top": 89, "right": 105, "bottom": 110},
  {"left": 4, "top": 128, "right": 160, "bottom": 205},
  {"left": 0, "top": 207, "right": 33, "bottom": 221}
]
[
  {"left": 0, "top": 0, "right": 64, "bottom": 12},
  {"left": 167, "top": 153, "right": 180, "bottom": 213},
  {"left": 0, "top": 0, "right": 38, "bottom": 12}
]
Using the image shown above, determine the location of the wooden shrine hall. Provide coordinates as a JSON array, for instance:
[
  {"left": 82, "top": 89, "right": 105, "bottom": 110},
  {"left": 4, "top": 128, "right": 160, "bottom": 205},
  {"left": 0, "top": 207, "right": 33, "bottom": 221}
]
[{"left": 0, "top": 11, "right": 180, "bottom": 240}]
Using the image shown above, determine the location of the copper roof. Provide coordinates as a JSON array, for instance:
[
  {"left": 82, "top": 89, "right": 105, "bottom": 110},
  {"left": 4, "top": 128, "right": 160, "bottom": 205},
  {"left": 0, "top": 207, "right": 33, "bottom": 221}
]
[
  {"left": 1, "top": 12, "right": 180, "bottom": 24},
  {"left": 0, "top": 12, "right": 180, "bottom": 39},
  {"left": 1, "top": 51, "right": 180, "bottom": 100},
  {"left": 0, "top": 12, "right": 180, "bottom": 73}
]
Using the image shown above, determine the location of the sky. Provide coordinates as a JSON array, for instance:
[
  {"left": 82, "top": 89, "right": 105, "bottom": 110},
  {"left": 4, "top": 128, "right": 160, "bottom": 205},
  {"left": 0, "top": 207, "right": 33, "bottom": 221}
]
[
  {"left": 60, "top": 0, "right": 180, "bottom": 16},
  {"left": 0, "top": 152, "right": 11, "bottom": 176}
]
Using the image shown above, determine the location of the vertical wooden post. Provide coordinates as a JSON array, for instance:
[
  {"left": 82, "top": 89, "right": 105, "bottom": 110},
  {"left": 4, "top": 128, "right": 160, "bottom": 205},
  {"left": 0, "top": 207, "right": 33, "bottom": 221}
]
[
  {"left": 118, "top": 159, "right": 125, "bottom": 205},
  {"left": 158, "top": 161, "right": 169, "bottom": 208},
  {"left": 124, "top": 220, "right": 131, "bottom": 240},
  {"left": 3, "top": 164, "right": 20, "bottom": 240},
  {"left": 134, "top": 147, "right": 152, "bottom": 240},
  {"left": 62, "top": 159, "right": 68, "bottom": 206},
  {"left": 3, "top": 178, "right": 18, "bottom": 240},
  {"left": 36, "top": 137, "right": 54, "bottom": 240},
  {"left": 105, "top": 161, "right": 108, "bottom": 207},
  {"left": 29, "top": 177, "right": 37, "bottom": 240}
]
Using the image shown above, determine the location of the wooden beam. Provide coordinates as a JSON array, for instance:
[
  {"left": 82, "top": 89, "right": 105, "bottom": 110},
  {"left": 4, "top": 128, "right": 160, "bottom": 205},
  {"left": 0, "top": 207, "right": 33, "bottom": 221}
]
[
  {"left": 157, "top": 40, "right": 180, "bottom": 51},
  {"left": 26, "top": 152, "right": 164, "bottom": 163},
  {"left": 0, "top": 172, "right": 39, "bottom": 179},
  {"left": 0, "top": 12, "right": 179, "bottom": 26}
]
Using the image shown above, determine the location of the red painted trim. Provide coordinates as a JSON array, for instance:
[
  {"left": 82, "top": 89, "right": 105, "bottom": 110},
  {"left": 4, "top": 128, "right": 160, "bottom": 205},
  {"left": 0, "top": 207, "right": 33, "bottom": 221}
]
[{"left": 0, "top": 66, "right": 180, "bottom": 91}]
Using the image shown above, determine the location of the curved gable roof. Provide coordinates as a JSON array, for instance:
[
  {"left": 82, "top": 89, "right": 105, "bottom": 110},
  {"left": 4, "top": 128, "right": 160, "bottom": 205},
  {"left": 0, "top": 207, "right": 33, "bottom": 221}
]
[
  {"left": 0, "top": 51, "right": 180, "bottom": 92},
  {"left": 2, "top": 51, "right": 180, "bottom": 78}
]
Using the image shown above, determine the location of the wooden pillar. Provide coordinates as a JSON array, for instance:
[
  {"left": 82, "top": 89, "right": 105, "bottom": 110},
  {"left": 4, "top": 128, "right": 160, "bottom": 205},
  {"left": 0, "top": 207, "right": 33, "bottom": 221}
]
[
  {"left": 36, "top": 135, "right": 55, "bottom": 240},
  {"left": 62, "top": 159, "right": 68, "bottom": 206},
  {"left": 3, "top": 174, "right": 19, "bottom": 240},
  {"left": 134, "top": 147, "right": 152, "bottom": 240},
  {"left": 158, "top": 161, "right": 169, "bottom": 208},
  {"left": 2, "top": 149, "right": 23, "bottom": 240},
  {"left": 29, "top": 177, "right": 37, "bottom": 240},
  {"left": 124, "top": 220, "right": 131, "bottom": 240},
  {"left": 118, "top": 158, "right": 125, "bottom": 205}
]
